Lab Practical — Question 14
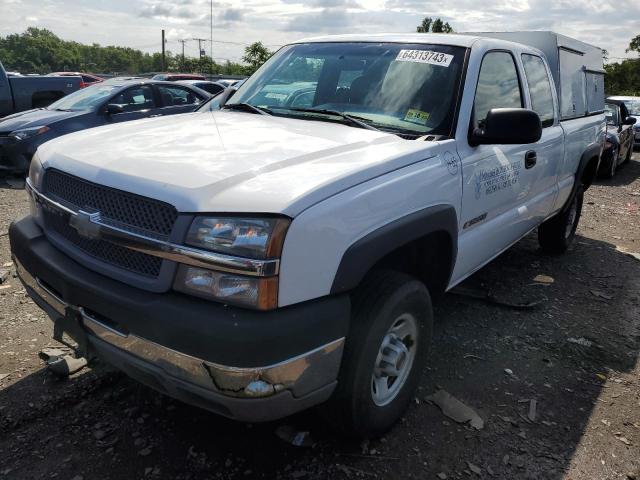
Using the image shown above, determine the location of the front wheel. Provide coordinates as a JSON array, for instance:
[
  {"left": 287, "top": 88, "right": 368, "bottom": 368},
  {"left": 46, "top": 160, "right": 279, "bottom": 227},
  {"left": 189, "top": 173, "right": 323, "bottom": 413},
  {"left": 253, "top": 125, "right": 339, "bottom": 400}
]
[
  {"left": 326, "top": 270, "right": 433, "bottom": 439},
  {"left": 538, "top": 186, "right": 584, "bottom": 254}
]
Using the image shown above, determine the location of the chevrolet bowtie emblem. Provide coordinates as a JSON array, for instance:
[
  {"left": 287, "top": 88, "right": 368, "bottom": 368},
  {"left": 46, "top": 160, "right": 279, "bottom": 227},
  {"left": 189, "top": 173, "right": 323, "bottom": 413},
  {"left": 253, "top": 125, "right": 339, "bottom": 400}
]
[{"left": 69, "top": 210, "right": 102, "bottom": 240}]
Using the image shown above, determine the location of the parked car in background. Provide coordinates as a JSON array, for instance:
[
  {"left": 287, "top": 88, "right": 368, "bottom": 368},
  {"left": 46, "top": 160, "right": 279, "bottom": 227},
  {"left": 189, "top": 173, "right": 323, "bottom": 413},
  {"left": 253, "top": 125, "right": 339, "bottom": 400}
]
[
  {"left": 152, "top": 73, "right": 206, "bottom": 81},
  {"left": 600, "top": 101, "right": 636, "bottom": 177},
  {"left": 216, "top": 78, "right": 247, "bottom": 88},
  {"left": 0, "top": 78, "right": 210, "bottom": 174},
  {"left": 607, "top": 96, "right": 640, "bottom": 148},
  {"left": 177, "top": 80, "right": 226, "bottom": 96},
  {"left": 0, "top": 61, "right": 83, "bottom": 118},
  {"left": 48, "top": 72, "right": 104, "bottom": 88}
]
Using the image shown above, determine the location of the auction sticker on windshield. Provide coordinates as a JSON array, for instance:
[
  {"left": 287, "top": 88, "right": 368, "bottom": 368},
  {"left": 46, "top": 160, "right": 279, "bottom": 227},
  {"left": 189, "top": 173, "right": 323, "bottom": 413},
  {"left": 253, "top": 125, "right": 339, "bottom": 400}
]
[{"left": 396, "top": 49, "right": 453, "bottom": 67}]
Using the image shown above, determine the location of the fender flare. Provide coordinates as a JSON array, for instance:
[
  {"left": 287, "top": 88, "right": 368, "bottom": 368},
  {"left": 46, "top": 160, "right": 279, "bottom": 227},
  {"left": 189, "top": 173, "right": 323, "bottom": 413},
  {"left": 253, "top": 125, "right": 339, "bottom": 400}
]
[
  {"left": 330, "top": 204, "right": 458, "bottom": 294},
  {"left": 566, "top": 141, "right": 601, "bottom": 206}
]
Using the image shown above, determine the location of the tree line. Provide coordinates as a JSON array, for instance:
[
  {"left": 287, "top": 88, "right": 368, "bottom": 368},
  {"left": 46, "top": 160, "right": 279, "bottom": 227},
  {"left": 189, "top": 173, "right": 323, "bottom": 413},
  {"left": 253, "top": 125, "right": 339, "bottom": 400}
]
[{"left": 0, "top": 28, "right": 270, "bottom": 76}]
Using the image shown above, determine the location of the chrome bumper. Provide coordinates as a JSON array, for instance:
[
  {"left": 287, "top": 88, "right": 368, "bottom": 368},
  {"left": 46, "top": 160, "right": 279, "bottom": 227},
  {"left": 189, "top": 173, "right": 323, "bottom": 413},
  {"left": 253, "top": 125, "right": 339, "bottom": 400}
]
[{"left": 15, "top": 257, "right": 344, "bottom": 400}]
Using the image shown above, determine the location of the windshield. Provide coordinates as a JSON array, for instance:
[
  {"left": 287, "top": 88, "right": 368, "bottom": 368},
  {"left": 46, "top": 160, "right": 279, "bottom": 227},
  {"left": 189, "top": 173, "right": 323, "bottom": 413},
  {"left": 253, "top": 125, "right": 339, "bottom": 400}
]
[
  {"left": 227, "top": 42, "right": 466, "bottom": 137},
  {"left": 605, "top": 104, "right": 619, "bottom": 126},
  {"left": 47, "top": 84, "right": 119, "bottom": 111}
]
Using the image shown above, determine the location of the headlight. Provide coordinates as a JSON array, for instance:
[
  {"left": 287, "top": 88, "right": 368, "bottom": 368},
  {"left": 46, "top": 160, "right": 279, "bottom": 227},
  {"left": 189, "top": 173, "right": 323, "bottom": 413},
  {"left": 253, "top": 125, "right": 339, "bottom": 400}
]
[
  {"left": 174, "top": 266, "right": 278, "bottom": 309},
  {"left": 185, "top": 216, "right": 289, "bottom": 259},
  {"left": 179, "top": 216, "right": 290, "bottom": 309},
  {"left": 9, "top": 125, "right": 50, "bottom": 141}
]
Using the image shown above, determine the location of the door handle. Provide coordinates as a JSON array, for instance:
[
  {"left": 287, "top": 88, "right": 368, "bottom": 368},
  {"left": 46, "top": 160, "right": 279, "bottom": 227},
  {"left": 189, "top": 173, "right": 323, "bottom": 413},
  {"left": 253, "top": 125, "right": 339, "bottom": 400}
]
[
  {"left": 149, "top": 114, "right": 163, "bottom": 118},
  {"left": 524, "top": 150, "right": 537, "bottom": 169}
]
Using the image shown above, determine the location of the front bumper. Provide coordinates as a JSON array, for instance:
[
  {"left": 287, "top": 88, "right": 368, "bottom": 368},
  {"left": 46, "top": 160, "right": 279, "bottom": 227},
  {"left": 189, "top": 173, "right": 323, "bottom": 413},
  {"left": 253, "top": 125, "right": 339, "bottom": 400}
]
[{"left": 10, "top": 215, "right": 350, "bottom": 421}]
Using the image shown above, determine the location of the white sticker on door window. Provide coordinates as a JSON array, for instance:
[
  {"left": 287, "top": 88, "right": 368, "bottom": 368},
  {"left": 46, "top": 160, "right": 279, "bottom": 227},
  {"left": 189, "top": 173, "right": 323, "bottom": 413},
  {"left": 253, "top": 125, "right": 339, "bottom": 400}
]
[{"left": 395, "top": 49, "right": 453, "bottom": 67}]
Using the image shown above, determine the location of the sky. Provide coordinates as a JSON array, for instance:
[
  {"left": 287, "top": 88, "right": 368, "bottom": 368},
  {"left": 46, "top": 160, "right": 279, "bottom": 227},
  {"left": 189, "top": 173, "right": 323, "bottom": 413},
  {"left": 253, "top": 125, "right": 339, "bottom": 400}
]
[{"left": 1, "top": 0, "right": 638, "bottom": 64}]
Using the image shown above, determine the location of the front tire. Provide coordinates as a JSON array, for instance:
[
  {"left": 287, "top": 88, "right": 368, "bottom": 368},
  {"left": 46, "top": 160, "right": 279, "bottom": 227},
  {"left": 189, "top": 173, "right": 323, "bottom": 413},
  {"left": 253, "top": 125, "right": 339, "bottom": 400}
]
[
  {"left": 327, "top": 270, "right": 433, "bottom": 438},
  {"left": 538, "top": 186, "right": 584, "bottom": 254}
]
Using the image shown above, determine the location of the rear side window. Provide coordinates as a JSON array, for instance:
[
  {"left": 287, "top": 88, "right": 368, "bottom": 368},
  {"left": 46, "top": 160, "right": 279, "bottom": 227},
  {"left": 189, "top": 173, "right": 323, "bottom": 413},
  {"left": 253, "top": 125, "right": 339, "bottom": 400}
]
[
  {"left": 157, "top": 85, "right": 203, "bottom": 107},
  {"left": 521, "top": 54, "right": 555, "bottom": 127},
  {"left": 111, "top": 86, "right": 156, "bottom": 112},
  {"left": 474, "top": 51, "right": 522, "bottom": 126}
]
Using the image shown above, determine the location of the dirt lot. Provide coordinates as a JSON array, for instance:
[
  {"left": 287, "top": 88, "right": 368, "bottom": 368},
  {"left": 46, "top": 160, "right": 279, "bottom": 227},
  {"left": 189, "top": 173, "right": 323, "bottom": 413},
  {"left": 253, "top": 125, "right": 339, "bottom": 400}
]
[{"left": 1, "top": 155, "right": 639, "bottom": 480}]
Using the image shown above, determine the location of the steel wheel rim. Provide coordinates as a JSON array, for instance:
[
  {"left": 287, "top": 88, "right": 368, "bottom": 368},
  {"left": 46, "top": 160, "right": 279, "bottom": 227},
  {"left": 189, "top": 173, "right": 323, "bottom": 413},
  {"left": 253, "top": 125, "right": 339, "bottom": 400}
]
[{"left": 371, "top": 313, "right": 418, "bottom": 406}]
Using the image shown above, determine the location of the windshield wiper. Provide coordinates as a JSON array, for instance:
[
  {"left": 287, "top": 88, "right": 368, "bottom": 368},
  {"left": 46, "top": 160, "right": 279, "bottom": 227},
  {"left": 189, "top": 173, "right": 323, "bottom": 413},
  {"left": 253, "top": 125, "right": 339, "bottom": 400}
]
[
  {"left": 222, "top": 103, "right": 271, "bottom": 115},
  {"left": 271, "top": 107, "right": 381, "bottom": 131}
]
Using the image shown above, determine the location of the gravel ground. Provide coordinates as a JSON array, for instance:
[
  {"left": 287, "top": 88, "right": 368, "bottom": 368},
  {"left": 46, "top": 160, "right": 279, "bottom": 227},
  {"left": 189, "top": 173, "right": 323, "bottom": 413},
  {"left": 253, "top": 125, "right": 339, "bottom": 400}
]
[{"left": 0, "top": 154, "right": 639, "bottom": 480}]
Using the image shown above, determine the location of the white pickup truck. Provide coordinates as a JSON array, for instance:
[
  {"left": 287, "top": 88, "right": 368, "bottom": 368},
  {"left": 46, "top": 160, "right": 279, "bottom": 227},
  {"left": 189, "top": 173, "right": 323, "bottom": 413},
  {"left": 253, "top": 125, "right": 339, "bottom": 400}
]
[{"left": 11, "top": 32, "right": 605, "bottom": 438}]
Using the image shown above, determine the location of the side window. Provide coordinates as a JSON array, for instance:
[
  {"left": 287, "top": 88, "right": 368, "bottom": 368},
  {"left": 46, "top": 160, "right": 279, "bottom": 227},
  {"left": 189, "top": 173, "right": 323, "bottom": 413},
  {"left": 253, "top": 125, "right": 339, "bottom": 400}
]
[
  {"left": 157, "top": 85, "right": 203, "bottom": 107},
  {"left": 521, "top": 54, "right": 555, "bottom": 127},
  {"left": 474, "top": 52, "right": 522, "bottom": 126},
  {"left": 111, "top": 85, "right": 155, "bottom": 112}
]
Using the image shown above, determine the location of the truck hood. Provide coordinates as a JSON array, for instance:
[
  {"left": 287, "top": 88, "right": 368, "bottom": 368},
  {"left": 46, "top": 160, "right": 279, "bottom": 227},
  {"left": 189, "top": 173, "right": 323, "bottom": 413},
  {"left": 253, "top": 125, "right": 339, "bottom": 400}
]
[
  {"left": 0, "top": 108, "right": 87, "bottom": 134},
  {"left": 37, "top": 111, "right": 438, "bottom": 216}
]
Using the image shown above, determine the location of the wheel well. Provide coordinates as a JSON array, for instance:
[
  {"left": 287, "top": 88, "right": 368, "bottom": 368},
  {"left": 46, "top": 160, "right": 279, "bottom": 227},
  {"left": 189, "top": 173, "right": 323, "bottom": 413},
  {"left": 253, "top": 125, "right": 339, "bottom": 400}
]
[
  {"left": 580, "top": 155, "right": 600, "bottom": 190},
  {"left": 32, "top": 90, "right": 65, "bottom": 109},
  {"left": 361, "top": 231, "right": 454, "bottom": 300}
]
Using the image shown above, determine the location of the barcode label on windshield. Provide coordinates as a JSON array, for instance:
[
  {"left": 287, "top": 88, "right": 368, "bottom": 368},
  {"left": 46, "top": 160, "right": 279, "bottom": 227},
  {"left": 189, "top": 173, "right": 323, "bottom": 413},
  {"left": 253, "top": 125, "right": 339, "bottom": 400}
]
[{"left": 396, "top": 49, "right": 453, "bottom": 67}]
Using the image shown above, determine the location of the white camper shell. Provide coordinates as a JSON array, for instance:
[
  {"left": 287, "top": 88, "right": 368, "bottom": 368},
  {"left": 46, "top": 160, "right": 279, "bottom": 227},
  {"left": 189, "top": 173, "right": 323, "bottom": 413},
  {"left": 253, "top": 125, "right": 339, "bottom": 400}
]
[{"left": 474, "top": 31, "right": 605, "bottom": 120}]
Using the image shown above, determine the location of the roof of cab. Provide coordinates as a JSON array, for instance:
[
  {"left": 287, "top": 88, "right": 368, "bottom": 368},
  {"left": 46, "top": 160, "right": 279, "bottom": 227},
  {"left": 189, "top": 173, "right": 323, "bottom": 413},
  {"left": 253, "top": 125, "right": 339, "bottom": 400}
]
[{"left": 291, "top": 33, "right": 481, "bottom": 48}]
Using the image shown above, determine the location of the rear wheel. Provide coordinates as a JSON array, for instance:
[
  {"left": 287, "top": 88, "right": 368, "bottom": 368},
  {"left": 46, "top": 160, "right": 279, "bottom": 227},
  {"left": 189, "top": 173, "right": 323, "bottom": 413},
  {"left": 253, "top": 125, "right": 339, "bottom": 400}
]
[
  {"left": 327, "top": 270, "right": 433, "bottom": 439},
  {"left": 538, "top": 186, "right": 584, "bottom": 254}
]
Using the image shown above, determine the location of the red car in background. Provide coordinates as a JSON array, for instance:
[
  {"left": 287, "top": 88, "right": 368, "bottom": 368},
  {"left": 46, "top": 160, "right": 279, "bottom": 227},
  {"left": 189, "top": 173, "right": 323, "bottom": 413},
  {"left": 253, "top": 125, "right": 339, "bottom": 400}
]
[{"left": 48, "top": 72, "right": 104, "bottom": 88}]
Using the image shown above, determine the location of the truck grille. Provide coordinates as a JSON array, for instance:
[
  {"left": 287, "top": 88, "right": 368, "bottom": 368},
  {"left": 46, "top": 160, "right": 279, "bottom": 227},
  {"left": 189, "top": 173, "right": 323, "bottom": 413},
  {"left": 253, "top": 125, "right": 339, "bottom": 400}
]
[{"left": 42, "top": 169, "right": 178, "bottom": 278}]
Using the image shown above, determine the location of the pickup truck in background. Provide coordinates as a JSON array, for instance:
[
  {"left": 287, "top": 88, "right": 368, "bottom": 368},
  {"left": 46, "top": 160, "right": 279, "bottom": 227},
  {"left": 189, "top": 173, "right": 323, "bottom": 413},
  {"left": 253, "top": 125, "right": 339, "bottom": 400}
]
[
  {"left": 11, "top": 32, "right": 605, "bottom": 438},
  {"left": 0, "top": 61, "right": 82, "bottom": 118}
]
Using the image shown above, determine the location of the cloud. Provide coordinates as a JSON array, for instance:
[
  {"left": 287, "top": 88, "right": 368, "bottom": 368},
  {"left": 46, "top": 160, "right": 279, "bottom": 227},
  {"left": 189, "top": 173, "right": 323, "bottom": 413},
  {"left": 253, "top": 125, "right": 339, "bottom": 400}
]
[
  {"left": 221, "top": 8, "right": 244, "bottom": 22},
  {"left": 280, "top": 0, "right": 362, "bottom": 7}
]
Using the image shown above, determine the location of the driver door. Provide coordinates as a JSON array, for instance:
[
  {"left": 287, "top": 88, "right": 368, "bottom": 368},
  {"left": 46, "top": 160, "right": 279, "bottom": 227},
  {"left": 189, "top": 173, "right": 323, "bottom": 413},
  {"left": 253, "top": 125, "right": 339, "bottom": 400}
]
[{"left": 454, "top": 51, "right": 534, "bottom": 281}]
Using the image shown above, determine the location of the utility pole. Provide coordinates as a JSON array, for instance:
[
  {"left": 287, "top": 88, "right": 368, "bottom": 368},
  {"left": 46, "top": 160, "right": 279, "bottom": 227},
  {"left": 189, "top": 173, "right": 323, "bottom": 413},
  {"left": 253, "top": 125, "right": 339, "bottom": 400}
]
[
  {"left": 192, "top": 37, "right": 208, "bottom": 73},
  {"left": 178, "top": 39, "right": 188, "bottom": 71},
  {"left": 210, "top": 0, "right": 213, "bottom": 74},
  {"left": 161, "top": 29, "right": 166, "bottom": 72}
]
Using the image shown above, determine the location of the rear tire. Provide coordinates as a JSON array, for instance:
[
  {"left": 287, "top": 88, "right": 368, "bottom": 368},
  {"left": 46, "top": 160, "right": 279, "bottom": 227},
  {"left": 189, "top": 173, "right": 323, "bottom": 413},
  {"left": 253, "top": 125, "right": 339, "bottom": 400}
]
[
  {"left": 326, "top": 270, "right": 433, "bottom": 439},
  {"left": 538, "top": 186, "right": 584, "bottom": 254}
]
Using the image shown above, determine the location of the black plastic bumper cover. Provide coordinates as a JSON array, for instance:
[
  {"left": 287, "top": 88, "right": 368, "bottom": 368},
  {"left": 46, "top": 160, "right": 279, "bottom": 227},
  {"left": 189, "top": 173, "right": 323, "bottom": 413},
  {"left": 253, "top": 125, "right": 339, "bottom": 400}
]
[{"left": 9, "top": 215, "right": 351, "bottom": 368}]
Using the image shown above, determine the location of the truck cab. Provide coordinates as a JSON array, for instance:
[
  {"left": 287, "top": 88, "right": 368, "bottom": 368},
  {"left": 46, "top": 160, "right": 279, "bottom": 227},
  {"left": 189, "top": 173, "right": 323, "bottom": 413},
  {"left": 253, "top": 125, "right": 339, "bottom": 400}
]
[{"left": 10, "top": 32, "right": 605, "bottom": 438}]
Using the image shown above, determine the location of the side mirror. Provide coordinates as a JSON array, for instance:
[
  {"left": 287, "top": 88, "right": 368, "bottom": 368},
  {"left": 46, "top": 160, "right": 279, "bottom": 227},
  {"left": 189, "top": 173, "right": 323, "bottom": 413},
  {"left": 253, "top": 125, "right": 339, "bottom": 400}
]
[
  {"left": 470, "top": 108, "right": 542, "bottom": 146},
  {"left": 106, "top": 103, "right": 125, "bottom": 115},
  {"left": 623, "top": 116, "right": 637, "bottom": 126}
]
